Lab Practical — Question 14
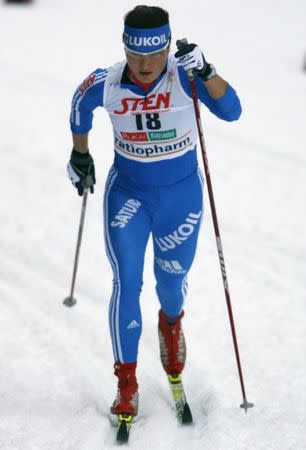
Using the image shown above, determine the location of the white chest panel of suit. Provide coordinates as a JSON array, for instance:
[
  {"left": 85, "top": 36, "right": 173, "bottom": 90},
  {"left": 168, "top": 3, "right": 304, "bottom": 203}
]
[{"left": 103, "top": 55, "right": 198, "bottom": 163}]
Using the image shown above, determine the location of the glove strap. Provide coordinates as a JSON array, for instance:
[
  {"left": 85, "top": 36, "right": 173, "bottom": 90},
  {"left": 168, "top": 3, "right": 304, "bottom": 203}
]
[
  {"left": 198, "top": 63, "right": 217, "bottom": 82},
  {"left": 71, "top": 148, "right": 92, "bottom": 165}
]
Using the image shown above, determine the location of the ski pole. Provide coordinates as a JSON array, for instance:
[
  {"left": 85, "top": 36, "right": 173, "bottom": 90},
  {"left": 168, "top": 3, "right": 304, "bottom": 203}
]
[
  {"left": 63, "top": 186, "right": 89, "bottom": 307},
  {"left": 176, "top": 39, "right": 254, "bottom": 412}
]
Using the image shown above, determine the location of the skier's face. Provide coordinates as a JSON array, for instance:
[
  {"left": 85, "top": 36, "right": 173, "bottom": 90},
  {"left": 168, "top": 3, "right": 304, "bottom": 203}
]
[{"left": 125, "top": 46, "right": 170, "bottom": 83}]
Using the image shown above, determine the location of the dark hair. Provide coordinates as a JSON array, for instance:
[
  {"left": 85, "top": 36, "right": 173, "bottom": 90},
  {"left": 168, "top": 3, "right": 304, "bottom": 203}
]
[{"left": 124, "top": 5, "right": 169, "bottom": 28}]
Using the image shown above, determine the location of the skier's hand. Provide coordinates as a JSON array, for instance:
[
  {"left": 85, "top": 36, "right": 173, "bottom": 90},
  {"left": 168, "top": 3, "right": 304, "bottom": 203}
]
[
  {"left": 175, "top": 43, "right": 216, "bottom": 81},
  {"left": 67, "top": 148, "right": 96, "bottom": 196}
]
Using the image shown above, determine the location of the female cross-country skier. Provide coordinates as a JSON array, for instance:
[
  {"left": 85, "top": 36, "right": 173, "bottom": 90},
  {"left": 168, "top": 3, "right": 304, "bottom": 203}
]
[{"left": 68, "top": 5, "right": 241, "bottom": 418}]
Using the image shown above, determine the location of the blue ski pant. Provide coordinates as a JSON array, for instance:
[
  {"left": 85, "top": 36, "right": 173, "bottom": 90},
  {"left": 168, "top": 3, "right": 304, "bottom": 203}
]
[{"left": 103, "top": 166, "right": 204, "bottom": 363}]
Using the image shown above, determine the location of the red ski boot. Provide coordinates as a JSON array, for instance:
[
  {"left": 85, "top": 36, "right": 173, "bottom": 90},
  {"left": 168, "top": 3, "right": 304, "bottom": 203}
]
[
  {"left": 111, "top": 361, "right": 139, "bottom": 416},
  {"left": 158, "top": 310, "right": 186, "bottom": 374}
]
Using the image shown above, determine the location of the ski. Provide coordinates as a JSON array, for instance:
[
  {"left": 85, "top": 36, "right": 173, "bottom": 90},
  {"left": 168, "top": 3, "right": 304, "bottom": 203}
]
[
  {"left": 168, "top": 373, "right": 193, "bottom": 424},
  {"left": 116, "top": 413, "right": 133, "bottom": 443}
]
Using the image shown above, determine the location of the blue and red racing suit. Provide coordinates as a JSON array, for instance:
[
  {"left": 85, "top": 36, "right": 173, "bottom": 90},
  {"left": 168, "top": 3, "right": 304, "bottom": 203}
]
[{"left": 70, "top": 54, "right": 241, "bottom": 363}]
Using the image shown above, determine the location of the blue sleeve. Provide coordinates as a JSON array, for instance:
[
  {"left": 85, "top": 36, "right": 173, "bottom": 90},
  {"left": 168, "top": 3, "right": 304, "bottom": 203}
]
[
  {"left": 70, "top": 68, "right": 108, "bottom": 134},
  {"left": 178, "top": 66, "right": 242, "bottom": 122}
]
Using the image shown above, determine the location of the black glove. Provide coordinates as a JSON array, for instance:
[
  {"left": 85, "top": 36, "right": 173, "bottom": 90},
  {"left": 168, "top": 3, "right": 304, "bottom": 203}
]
[
  {"left": 67, "top": 148, "right": 96, "bottom": 196},
  {"left": 175, "top": 43, "right": 216, "bottom": 81}
]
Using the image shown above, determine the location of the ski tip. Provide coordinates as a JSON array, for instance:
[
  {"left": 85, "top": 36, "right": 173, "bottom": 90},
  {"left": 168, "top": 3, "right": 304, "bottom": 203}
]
[
  {"left": 182, "top": 402, "right": 193, "bottom": 424},
  {"left": 116, "top": 420, "right": 128, "bottom": 443},
  {"left": 116, "top": 414, "right": 133, "bottom": 443},
  {"left": 63, "top": 296, "right": 77, "bottom": 307}
]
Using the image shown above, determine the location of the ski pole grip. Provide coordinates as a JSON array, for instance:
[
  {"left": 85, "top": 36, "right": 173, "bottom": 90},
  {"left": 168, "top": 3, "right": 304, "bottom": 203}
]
[
  {"left": 176, "top": 38, "right": 188, "bottom": 50},
  {"left": 176, "top": 38, "right": 194, "bottom": 81}
]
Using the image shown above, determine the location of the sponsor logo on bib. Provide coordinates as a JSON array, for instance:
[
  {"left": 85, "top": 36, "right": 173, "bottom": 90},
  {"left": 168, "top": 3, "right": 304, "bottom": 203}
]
[
  {"left": 114, "top": 135, "right": 191, "bottom": 158},
  {"left": 121, "top": 132, "right": 148, "bottom": 142},
  {"left": 149, "top": 129, "right": 176, "bottom": 141},
  {"left": 120, "top": 129, "right": 176, "bottom": 142},
  {"left": 114, "top": 92, "right": 170, "bottom": 115}
]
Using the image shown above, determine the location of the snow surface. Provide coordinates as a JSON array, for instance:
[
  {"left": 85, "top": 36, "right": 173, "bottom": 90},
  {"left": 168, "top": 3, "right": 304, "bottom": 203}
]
[{"left": 1, "top": 0, "right": 306, "bottom": 448}]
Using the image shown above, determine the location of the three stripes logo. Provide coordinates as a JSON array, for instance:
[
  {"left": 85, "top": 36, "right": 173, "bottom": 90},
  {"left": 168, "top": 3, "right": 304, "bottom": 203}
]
[
  {"left": 155, "top": 258, "right": 186, "bottom": 274},
  {"left": 127, "top": 320, "right": 140, "bottom": 330}
]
